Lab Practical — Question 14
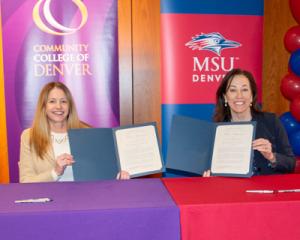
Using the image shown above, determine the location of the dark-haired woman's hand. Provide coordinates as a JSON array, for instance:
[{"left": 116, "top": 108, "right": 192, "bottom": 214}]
[
  {"left": 203, "top": 170, "right": 211, "bottom": 177},
  {"left": 252, "top": 138, "right": 275, "bottom": 163}
]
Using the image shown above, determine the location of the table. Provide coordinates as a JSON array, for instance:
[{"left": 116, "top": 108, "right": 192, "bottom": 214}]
[
  {"left": 163, "top": 174, "right": 300, "bottom": 240},
  {"left": 0, "top": 179, "right": 180, "bottom": 240}
]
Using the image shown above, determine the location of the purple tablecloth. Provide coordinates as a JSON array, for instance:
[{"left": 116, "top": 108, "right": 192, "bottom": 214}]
[{"left": 0, "top": 179, "right": 180, "bottom": 240}]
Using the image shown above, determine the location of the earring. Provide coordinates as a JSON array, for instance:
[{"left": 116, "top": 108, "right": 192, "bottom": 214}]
[{"left": 224, "top": 101, "right": 227, "bottom": 107}]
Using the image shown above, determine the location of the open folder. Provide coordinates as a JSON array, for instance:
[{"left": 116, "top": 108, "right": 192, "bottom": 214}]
[
  {"left": 68, "top": 123, "right": 163, "bottom": 181},
  {"left": 166, "top": 115, "right": 256, "bottom": 178}
]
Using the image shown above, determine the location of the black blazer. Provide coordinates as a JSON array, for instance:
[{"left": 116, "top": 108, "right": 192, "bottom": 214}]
[{"left": 252, "top": 112, "right": 296, "bottom": 175}]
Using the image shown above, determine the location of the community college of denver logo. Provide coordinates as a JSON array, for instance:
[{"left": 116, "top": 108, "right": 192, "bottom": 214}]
[{"left": 33, "top": 0, "right": 88, "bottom": 35}]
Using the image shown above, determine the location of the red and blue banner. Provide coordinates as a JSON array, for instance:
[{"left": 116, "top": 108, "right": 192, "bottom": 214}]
[
  {"left": 0, "top": 0, "right": 119, "bottom": 182},
  {"left": 161, "top": 0, "right": 264, "bottom": 162}
]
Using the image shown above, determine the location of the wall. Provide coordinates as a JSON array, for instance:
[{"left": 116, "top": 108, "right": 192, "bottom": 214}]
[
  {"left": 119, "top": 0, "right": 296, "bottom": 136},
  {"left": 119, "top": 0, "right": 161, "bottom": 132},
  {"left": 263, "top": 0, "right": 297, "bottom": 114}
]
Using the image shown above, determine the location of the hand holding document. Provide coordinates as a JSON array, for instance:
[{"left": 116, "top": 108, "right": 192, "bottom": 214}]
[
  {"left": 69, "top": 123, "right": 163, "bottom": 181},
  {"left": 166, "top": 115, "right": 256, "bottom": 177}
]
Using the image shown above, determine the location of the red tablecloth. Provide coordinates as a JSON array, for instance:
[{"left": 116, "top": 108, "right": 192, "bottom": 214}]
[{"left": 162, "top": 174, "right": 300, "bottom": 240}]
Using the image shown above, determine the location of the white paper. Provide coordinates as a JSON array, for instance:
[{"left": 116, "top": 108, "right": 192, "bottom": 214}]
[
  {"left": 114, "top": 125, "right": 162, "bottom": 176},
  {"left": 211, "top": 124, "right": 254, "bottom": 175}
]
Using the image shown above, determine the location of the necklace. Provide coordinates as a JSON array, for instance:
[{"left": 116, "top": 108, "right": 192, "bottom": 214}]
[{"left": 51, "top": 134, "right": 68, "bottom": 144}]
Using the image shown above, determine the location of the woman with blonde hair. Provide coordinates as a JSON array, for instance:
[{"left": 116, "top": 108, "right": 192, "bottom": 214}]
[{"left": 19, "top": 81, "right": 129, "bottom": 182}]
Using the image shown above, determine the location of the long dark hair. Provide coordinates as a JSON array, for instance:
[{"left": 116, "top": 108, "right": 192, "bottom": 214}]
[{"left": 213, "top": 68, "right": 261, "bottom": 122}]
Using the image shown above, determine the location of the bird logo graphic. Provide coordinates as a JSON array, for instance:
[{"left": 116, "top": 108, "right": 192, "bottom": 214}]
[{"left": 185, "top": 32, "right": 241, "bottom": 56}]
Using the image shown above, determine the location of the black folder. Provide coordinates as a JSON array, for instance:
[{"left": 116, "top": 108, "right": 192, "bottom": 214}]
[{"left": 166, "top": 115, "right": 256, "bottom": 178}]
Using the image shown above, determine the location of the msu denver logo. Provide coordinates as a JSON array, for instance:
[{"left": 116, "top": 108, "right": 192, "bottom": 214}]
[
  {"left": 33, "top": 0, "right": 88, "bottom": 36},
  {"left": 185, "top": 32, "right": 241, "bottom": 56}
]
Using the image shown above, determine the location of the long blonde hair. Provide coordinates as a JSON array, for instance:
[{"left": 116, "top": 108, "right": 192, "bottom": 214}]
[{"left": 30, "top": 82, "right": 87, "bottom": 158}]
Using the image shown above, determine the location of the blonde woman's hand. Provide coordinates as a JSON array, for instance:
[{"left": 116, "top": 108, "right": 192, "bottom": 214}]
[
  {"left": 54, "top": 153, "right": 75, "bottom": 176},
  {"left": 252, "top": 138, "right": 275, "bottom": 163},
  {"left": 116, "top": 170, "right": 130, "bottom": 180}
]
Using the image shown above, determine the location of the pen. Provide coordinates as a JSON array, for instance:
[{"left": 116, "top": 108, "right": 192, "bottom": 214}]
[
  {"left": 246, "top": 190, "right": 274, "bottom": 194},
  {"left": 14, "top": 198, "right": 52, "bottom": 203},
  {"left": 277, "top": 189, "right": 300, "bottom": 193},
  {"left": 246, "top": 189, "right": 300, "bottom": 194}
]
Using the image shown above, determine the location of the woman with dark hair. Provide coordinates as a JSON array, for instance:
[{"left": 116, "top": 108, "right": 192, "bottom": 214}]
[
  {"left": 19, "top": 81, "right": 129, "bottom": 182},
  {"left": 204, "top": 68, "right": 295, "bottom": 176}
]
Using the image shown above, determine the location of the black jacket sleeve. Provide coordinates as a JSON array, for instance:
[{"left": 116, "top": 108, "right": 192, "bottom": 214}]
[{"left": 253, "top": 112, "right": 296, "bottom": 174}]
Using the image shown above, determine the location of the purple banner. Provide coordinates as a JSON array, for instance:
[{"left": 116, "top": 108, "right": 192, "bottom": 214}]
[{"left": 1, "top": 0, "right": 119, "bottom": 182}]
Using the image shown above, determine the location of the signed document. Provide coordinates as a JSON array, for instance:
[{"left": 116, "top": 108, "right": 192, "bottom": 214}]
[
  {"left": 69, "top": 123, "right": 163, "bottom": 181},
  {"left": 166, "top": 115, "right": 256, "bottom": 178},
  {"left": 114, "top": 125, "right": 163, "bottom": 177},
  {"left": 211, "top": 124, "right": 254, "bottom": 176}
]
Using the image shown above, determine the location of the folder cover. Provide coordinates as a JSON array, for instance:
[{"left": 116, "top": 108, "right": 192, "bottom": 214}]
[{"left": 69, "top": 128, "right": 119, "bottom": 181}]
